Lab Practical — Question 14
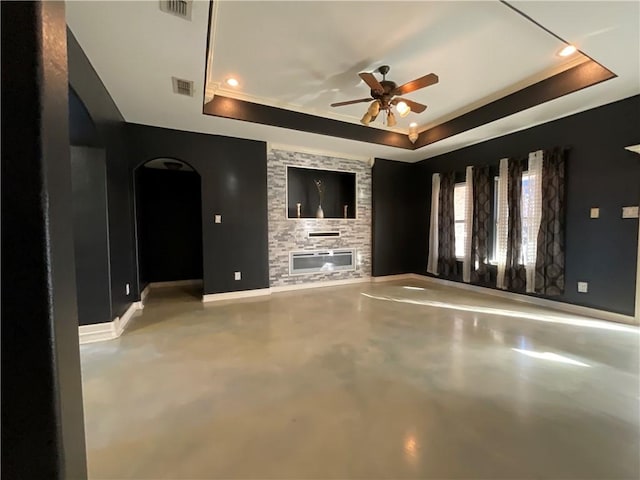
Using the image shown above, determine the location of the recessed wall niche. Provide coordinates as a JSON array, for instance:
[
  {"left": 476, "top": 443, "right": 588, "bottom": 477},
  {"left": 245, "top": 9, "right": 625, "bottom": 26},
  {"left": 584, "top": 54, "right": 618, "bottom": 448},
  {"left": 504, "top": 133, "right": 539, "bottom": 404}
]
[{"left": 287, "top": 166, "right": 356, "bottom": 219}]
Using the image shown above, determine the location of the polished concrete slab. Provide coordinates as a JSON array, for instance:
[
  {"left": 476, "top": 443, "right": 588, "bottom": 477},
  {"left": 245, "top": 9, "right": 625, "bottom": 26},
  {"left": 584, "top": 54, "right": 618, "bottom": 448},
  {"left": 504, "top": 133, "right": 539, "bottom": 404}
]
[{"left": 80, "top": 281, "right": 640, "bottom": 479}]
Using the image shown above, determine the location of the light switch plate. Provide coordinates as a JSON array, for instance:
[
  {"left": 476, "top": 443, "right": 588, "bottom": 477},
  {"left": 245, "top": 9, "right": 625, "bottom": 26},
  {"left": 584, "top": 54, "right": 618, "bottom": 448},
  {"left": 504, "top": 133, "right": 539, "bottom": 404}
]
[
  {"left": 214, "top": 214, "right": 222, "bottom": 223},
  {"left": 234, "top": 271, "right": 241, "bottom": 281},
  {"left": 590, "top": 208, "right": 600, "bottom": 219},
  {"left": 577, "top": 282, "right": 588, "bottom": 293},
  {"left": 622, "top": 206, "right": 639, "bottom": 219}
]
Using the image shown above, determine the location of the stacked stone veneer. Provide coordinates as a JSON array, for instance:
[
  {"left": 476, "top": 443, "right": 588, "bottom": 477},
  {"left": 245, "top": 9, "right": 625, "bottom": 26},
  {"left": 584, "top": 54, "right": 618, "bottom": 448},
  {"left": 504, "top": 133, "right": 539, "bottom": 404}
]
[{"left": 267, "top": 149, "right": 371, "bottom": 287}]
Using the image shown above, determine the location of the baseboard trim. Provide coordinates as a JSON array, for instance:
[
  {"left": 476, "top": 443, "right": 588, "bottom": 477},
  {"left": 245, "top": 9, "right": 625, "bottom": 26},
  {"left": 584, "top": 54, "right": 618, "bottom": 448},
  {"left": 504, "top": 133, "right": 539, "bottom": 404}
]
[
  {"left": 79, "top": 301, "right": 144, "bottom": 345},
  {"left": 140, "top": 284, "right": 151, "bottom": 304},
  {"left": 202, "top": 277, "right": 372, "bottom": 302},
  {"left": 371, "top": 274, "right": 416, "bottom": 283},
  {"left": 116, "top": 301, "right": 143, "bottom": 336},
  {"left": 148, "top": 279, "right": 203, "bottom": 289},
  {"left": 271, "top": 276, "right": 371, "bottom": 293},
  {"left": 202, "top": 288, "right": 272, "bottom": 302},
  {"left": 78, "top": 322, "right": 116, "bottom": 344},
  {"left": 410, "top": 274, "right": 637, "bottom": 325}
]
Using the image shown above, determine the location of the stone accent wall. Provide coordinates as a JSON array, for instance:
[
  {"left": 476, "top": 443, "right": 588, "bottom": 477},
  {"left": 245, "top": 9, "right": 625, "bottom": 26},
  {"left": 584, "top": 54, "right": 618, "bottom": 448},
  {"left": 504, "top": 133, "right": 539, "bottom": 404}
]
[{"left": 267, "top": 149, "right": 372, "bottom": 287}]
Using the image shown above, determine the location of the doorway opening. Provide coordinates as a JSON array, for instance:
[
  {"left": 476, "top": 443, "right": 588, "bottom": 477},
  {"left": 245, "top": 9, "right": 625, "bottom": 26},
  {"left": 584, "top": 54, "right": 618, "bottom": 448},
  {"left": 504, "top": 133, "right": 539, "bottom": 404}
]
[{"left": 134, "top": 158, "right": 203, "bottom": 297}]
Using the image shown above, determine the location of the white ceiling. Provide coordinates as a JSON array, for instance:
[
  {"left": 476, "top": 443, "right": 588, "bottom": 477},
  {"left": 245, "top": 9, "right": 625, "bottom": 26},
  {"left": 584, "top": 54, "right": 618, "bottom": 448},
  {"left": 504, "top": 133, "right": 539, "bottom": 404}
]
[
  {"left": 66, "top": 1, "right": 639, "bottom": 163},
  {"left": 208, "top": 1, "right": 585, "bottom": 133}
]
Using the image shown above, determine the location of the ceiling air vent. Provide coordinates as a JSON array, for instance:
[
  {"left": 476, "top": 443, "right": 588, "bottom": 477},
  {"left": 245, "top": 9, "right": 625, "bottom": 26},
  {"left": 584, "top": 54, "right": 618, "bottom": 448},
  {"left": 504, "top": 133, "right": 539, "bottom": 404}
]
[
  {"left": 172, "top": 77, "right": 194, "bottom": 97},
  {"left": 159, "top": 0, "right": 192, "bottom": 21}
]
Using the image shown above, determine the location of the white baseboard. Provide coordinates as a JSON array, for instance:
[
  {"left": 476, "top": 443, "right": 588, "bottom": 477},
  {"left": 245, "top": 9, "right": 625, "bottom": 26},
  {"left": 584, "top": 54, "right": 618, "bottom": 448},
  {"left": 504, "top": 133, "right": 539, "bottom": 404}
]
[
  {"left": 140, "top": 284, "right": 151, "bottom": 304},
  {"left": 410, "top": 274, "right": 637, "bottom": 325},
  {"left": 202, "top": 288, "right": 272, "bottom": 303},
  {"left": 202, "top": 277, "right": 372, "bottom": 302},
  {"left": 271, "top": 276, "right": 371, "bottom": 293},
  {"left": 371, "top": 274, "right": 416, "bottom": 283},
  {"left": 79, "top": 301, "right": 144, "bottom": 345},
  {"left": 148, "top": 279, "right": 202, "bottom": 288},
  {"left": 78, "top": 322, "right": 117, "bottom": 345},
  {"left": 116, "top": 301, "right": 143, "bottom": 336}
]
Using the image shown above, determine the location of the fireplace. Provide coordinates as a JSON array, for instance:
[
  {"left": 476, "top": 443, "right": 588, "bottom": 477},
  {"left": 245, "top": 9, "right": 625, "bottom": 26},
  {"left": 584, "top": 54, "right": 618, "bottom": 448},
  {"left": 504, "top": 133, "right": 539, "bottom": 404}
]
[{"left": 289, "top": 249, "right": 356, "bottom": 275}]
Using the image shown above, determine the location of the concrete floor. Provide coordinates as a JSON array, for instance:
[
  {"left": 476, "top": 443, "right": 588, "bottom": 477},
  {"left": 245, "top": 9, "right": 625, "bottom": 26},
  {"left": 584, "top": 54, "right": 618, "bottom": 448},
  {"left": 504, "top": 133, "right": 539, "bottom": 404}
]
[{"left": 80, "top": 281, "right": 640, "bottom": 479}]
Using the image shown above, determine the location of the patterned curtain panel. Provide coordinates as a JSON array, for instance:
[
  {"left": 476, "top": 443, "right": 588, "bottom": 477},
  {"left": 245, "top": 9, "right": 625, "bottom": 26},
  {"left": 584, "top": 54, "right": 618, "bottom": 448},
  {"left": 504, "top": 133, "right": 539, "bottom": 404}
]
[
  {"left": 437, "top": 172, "right": 457, "bottom": 277},
  {"left": 471, "top": 166, "right": 491, "bottom": 284},
  {"left": 505, "top": 157, "right": 526, "bottom": 291},
  {"left": 535, "top": 148, "right": 567, "bottom": 295}
]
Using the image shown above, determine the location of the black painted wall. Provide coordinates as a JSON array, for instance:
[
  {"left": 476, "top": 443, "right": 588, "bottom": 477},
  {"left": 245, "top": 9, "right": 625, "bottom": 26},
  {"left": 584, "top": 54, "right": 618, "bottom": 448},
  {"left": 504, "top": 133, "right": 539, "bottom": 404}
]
[
  {"left": 137, "top": 168, "right": 203, "bottom": 284},
  {"left": 69, "top": 87, "right": 100, "bottom": 147},
  {"left": 126, "top": 123, "right": 269, "bottom": 295},
  {"left": 412, "top": 95, "right": 640, "bottom": 316},
  {"left": 68, "top": 28, "right": 136, "bottom": 319},
  {"left": 2, "top": 2, "right": 87, "bottom": 476},
  {"left": 372, "top": 159, "right": 422, "bottom": 276},
  {"left": 70, "top": 147, "right": 112, "bottom": 325}
]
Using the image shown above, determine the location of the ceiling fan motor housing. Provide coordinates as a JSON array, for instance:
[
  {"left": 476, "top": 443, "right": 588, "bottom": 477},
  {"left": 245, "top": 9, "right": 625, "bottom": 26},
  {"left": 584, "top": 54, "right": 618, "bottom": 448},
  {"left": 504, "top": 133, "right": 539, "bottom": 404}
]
[{"left": 371, "top": 80, "right": 397, "bottom": 108}]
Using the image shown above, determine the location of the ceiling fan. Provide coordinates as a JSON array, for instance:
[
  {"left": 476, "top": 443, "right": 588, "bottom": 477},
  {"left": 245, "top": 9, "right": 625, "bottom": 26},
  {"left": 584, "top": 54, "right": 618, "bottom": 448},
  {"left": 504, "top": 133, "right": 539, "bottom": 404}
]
[{"left": 330, "top": 65, "right": 438, "bottom": 127}]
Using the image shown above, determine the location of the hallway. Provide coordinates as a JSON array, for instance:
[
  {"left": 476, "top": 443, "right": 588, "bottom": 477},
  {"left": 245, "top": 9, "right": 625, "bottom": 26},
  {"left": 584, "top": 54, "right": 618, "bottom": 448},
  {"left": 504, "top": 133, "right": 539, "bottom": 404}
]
[{"left": 80, "top": 282, "right": 640, "bottom": 479}]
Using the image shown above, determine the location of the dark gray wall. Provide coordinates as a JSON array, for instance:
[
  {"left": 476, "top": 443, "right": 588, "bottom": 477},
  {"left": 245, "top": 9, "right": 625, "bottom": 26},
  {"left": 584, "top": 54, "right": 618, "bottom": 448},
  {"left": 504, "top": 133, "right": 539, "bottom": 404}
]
[
  {"left": 68, "top": 28, "right": 136, "bottom": 319},
  {"left": 412, "top": 95, "right": 640, "bottom": 316},
  {"left": 127, "top": 123, "right": 269, "bottom": 295},
  {"left": 137, "top": 167, "right": 203, "bottom": 284},
  {"left": 69, "top": 87, "right": 100, "bottom": 147},
  {"left": 2, "top": 2, "right": 87, "bottom": 476},
  {"left": 372, "top": 158, "right": 422, "bottom": 276},
  {"left": 70, "top": 147, "right": 112, "bottom": 326}
]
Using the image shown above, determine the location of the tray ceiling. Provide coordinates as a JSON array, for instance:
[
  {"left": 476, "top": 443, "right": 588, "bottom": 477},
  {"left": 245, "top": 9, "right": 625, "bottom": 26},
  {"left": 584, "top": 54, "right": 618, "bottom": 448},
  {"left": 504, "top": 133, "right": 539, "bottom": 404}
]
[
  {"left": 66, "top": 1, "right": 639, "bottom": 162},
  {"left": 207, "top": 1, "right": 585, "bottom": 133}
]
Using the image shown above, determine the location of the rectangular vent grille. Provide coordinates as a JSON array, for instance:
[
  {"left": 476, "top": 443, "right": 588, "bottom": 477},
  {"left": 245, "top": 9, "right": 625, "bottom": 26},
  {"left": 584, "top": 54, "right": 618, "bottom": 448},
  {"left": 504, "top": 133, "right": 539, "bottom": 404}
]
[
  {"left": 308, "top": 231, "right": 340, "bottom": 238},
  {"left": 290, "top": 249, "right": 355, "bottom": 275},
  {"left": 159, "top": 0, "right": 192, "bottom": 20},
  {"left": 172, "top": 77, "right": 194, "bottom": 96}
]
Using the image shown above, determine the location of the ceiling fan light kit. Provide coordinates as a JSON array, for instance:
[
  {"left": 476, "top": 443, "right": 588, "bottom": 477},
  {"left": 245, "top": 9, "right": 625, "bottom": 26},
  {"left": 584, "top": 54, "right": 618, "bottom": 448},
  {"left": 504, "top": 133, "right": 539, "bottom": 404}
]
[
  {"left": 360, "top": 101, "right": 380, "bottom": 125},
  {"left": 387, "top": 110, "right": 397, "bottom": 127},
  {"left": 408, "top": 124, "right": 419, "bottom": 144},
  {"left": 395, "top": 101, "right": 411, "bottom": 117},
  {"left": 331, "top": 65, "right": 438, "bottom": 129}
]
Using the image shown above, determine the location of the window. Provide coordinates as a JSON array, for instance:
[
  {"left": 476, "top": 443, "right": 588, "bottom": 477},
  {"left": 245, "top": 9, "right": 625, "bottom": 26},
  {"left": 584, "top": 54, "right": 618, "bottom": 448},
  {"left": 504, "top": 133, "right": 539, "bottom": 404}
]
[
  {"left": 520, "top": 173, "right": 534, "bottom": 265},
  {"left": 454, "top": 182, "right": 466, "bottom": 259},
  {"left": 492, "top": 171, "right": 536, "bottom": 264}
]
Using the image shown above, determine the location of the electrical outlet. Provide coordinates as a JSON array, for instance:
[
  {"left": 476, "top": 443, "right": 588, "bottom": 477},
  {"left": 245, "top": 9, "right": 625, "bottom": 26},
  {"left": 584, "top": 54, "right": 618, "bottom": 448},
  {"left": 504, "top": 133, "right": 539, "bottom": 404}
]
[
  {"left": 214, "top": 214, "right": 222, "bottom": 223},
  {"left": 125, "top": 283, "right": 130, "bottom": 295},
  {"left": 577, "top": 282, "right": 588, "bottom": 293},
  {"left": 234, "top": 271, "right": 241, "bottom": 281},
  {"left": 590, "top": 207, "right": 600, "bottom": 219},
  {"left": 622, "top": 206, "right": 639, "bottom": 218}
]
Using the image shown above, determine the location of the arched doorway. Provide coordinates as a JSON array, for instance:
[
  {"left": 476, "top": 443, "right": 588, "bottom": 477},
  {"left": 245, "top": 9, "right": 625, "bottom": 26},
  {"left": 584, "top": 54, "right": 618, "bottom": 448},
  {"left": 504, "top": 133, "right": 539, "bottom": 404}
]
[{"left": 134, "top": 158, "right": 203, "bottom": 295}]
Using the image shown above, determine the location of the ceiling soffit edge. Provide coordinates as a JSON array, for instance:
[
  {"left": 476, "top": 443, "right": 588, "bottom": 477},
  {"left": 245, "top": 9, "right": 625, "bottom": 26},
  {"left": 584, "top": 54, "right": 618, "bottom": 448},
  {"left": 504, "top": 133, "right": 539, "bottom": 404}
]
[
  {"left": 204, "top": 59, "right": 615, "bottom": 152},
  {"left": 203, "top": 1, "right": 618, "bottom": 151}
]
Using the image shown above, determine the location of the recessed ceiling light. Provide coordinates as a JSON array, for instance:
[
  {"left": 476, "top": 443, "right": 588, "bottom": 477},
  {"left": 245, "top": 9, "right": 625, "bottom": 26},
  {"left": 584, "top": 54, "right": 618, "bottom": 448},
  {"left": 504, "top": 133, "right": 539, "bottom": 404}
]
[
  {"left": 558, "top": 44, "right": 577, "bottom": 57},
  {"left": 409, "top": 122, "right": 417, "bottom": 128},
  {"left": 226, "top": 78, "right": 239, "bottom": 87}
]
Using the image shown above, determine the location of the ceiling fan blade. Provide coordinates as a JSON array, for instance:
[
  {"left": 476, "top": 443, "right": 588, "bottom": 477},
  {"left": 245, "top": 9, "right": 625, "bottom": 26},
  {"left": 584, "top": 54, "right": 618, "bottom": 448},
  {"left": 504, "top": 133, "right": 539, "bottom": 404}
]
[
  {"left": 393, "top": 73, "right": 439, "bottom": 96},
  {"left": 358, "top": 72, "right": 384, "bottom": 94},
  {"left": 392, "top": 97, "right": 427, "bottom": 113},
  {"left": 330, "top": 98, "right": 373, "bottom": 107}
]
